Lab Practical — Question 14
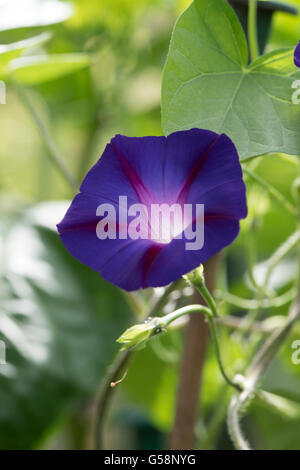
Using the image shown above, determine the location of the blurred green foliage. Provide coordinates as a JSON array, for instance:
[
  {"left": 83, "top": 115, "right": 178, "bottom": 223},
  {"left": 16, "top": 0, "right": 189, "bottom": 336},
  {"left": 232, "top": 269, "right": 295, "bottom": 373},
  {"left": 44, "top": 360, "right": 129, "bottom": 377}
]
[{"left": 0, "top": 0, "right": 299, "bottom": 450}]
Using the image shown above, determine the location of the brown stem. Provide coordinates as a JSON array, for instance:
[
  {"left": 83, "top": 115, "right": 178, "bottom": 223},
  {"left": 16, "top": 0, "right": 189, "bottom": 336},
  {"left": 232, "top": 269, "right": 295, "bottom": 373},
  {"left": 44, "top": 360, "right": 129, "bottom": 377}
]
[{"left": 169, "top": 254, "right": 221, "bottom": 449}]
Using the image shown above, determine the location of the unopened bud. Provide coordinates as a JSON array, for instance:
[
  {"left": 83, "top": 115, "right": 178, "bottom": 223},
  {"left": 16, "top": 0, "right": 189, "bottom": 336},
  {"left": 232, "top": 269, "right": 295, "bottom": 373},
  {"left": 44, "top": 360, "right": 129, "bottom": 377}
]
[
  {"left": 183, "top": 264, "right": 204, "bottom": 288},
  {"left": 117, "top": 317, "right": 164, "bottom": 350}
]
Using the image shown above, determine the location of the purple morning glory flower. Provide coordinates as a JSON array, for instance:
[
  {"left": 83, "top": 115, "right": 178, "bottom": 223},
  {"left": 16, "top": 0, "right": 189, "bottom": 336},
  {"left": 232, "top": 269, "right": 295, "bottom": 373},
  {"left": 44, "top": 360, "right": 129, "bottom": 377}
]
[
  {"left": 57, "top": 129, "right": 247, "bottom": 291},
  {"left": 294, "top": 41, "right": 300, "bottom": 68}
]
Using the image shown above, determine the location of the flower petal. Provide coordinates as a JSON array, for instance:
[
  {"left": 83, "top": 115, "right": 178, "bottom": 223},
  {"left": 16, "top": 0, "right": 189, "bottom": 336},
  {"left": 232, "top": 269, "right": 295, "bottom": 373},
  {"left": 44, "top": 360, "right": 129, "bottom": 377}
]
[
  {"left": 57, "top": 192, "right": 159, "bottom": 291},
  {"left": 183, "top": 132, "right": 245, "bottom": 208},
  {"left": 145, "top": 218, "right": 240, "bottom": 287},
  {"left": 58, "top": 129, "right": 247, "bottom": 291},
  {"left": 108, "top": 134, "right": 166, "bottom": 204},
  {"left": 199, "top": 179, "right": 247, "bottom": 220},
  {"left": 80, "top": 141, "right": 139, "bottom": 206},
  {"left": 163, "top": 128, "right": 221, "bottom": 203}
]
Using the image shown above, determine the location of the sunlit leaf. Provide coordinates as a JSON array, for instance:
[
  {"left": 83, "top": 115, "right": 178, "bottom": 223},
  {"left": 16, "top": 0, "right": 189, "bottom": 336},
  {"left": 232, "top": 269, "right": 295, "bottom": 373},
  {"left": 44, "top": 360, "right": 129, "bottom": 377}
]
[
  {"left": 161, "top": 0, "right": 300, "bottom": 160},
  {"left": 0, "top": 32, "right": 51, "bottom": 76},
  {"left": 8, "top": 54, "right": 90, "bottom": 84}
]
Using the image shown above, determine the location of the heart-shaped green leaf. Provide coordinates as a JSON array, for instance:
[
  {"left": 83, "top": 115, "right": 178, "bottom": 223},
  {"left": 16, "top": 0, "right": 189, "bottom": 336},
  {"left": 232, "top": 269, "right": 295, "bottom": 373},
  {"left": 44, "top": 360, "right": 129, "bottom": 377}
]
[{"left": 161, "top": 0, "right": 300, "bottom": 160}]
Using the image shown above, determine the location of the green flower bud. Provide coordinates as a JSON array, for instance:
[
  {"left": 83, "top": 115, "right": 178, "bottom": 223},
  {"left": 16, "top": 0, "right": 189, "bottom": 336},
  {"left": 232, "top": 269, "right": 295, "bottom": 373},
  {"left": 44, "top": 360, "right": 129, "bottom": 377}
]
[
  {"left": 183, "top": 264, "right": 204, "bottom": 288},
  {"left": 117, "top": 318, "right": 164, "bottom": 351}
]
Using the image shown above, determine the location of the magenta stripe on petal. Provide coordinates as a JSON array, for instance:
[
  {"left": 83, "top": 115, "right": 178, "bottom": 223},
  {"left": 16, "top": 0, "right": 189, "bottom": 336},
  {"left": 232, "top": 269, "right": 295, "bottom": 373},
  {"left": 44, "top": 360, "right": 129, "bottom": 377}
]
[
  {"left": 141, "top": 243, "right": 164, "bottom": 287},
  {"left": 176, "top": 135, "right": 220, "bottom": 204},
  {"left": 110, "top": 141, "right": 156, "bottom": 207}
]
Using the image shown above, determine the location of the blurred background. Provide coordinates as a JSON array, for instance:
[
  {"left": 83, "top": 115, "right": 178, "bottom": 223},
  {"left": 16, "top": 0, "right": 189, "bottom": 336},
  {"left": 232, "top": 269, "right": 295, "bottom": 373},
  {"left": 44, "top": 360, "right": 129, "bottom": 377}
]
[{"left": 0, "top": 0, "right": 300, "bottom": 450}]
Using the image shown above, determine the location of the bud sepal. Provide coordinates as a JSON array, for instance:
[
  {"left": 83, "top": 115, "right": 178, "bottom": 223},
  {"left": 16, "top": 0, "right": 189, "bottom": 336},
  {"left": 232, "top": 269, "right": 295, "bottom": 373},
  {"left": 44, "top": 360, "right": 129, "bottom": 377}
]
[{"left": 117, "top": 317, "right": 165, "bottom": 351}]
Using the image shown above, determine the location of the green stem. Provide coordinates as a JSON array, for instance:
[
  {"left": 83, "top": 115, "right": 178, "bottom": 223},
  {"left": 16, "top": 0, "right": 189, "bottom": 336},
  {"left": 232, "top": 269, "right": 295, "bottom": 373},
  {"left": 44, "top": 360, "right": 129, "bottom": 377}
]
[
  {"left": 184, "top": 269, "right": 242, "bottom": 390},
  {"left": 245, "top": 295, "right": 300, "bottom": 389},
  {"left": 13, "top": 82, "right": 78, "bottom": 193},
  {"left": 243, "top": 167, "right": 297, "bottom": 217},
  {"left": 216, "top": 314, "right": 297, "bottom": 335},
  {"left": 215, "top": 287, "right": 296, "bottom": 311},
  {"left": 94, "top": 280, "right": 182, "bottom": 450},
  {"left": 76, "top": 109, "right": 99, "bottom": 181},
  {"left": 227, "top": 392, "right": 252, "bottom": 450},
  {"left": 200, "top": 283, "right": 219, "bottom": 317},
  {"left": 207, "top": 314, "right": 242, "bottom": 391},
  {"left": 264, "top": 230, "right": 300, "bottom": 289},
  {"left": 170, "top": 306, "right": 241, "bottom": 391},
  {"left": 246, "top": 225, "right": 260, "bottom": 291},
  {"left": 227, "top": 296, "right": 300, "bottom": 450},
  {"left": 248, "top": 0, "right": 259, "bottom": 62},
  {"left": 242, "top": 230, "right": 300, "bottom": 333},
  {"left": 188, "top": 272, "right": 219, "bottom": 318},
  {"left": 162, "top": 304, "right": 211, "bottom": 326},
  {"left": 227, "top": 157, "right": 300, "bottom": 451},
  {"left": 94, "top": 350, "right": 133, "bottom": 450}
]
